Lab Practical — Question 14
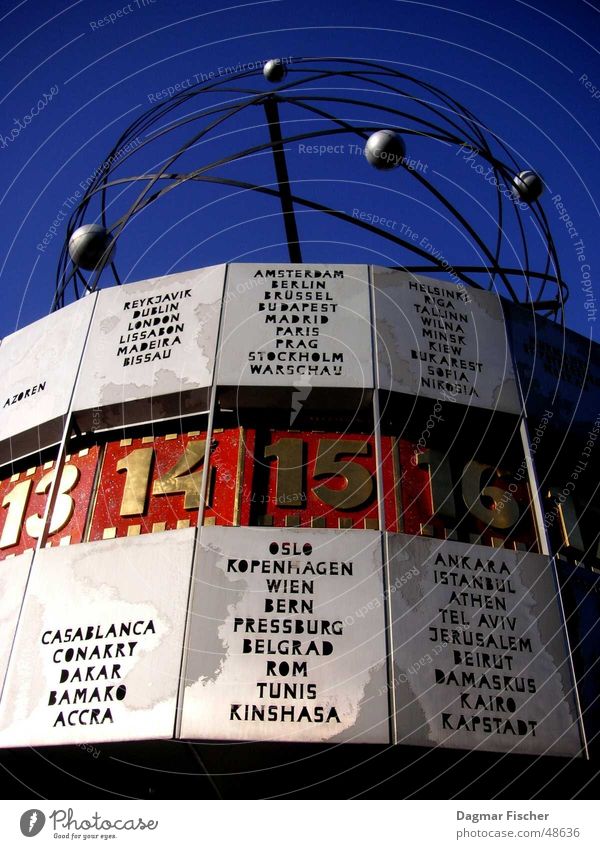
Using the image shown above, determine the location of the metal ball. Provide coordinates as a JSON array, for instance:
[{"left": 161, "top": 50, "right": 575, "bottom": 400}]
[
  {"left": 512, "top": 170, "right": 543, "bottom": 204},
  {"left": 68, "top": 224, "right": 115, "bottom": 270},
  {"left": 364, "top": 130, "right": 406, "bottom": 170},
  {"left": 263, "top": 59, "right": 287, "bottom": 83}
]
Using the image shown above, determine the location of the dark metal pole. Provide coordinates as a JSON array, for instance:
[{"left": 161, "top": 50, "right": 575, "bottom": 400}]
[{"left": 263, "top": 96, "right": 303, "bottom": 263}]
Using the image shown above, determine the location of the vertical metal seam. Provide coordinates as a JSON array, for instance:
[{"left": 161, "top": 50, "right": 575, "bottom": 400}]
[{"left": 368, "top": 264, "right": 397, "bottom": 747}]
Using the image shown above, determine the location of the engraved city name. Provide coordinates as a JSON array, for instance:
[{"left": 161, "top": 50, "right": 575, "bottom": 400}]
[
  {"left": 219, "top": 264, "right": 371, "bottom": 388},
  {"left": 2, "top": 381, "right": 46, "bottom": 408},
  {"left": 117, "top": 288, "right": 192, "bottom": 366},
  {"left": 390, "top": 536, "right": 583, "bottom": 756},
  {"left": 43, "top": 619, "right": 157, "bottom": 729},
  {"left": 181, "top": 528, "right": 389, "bottom": 742},
  {"left": 250, "top": 271, "right": 345, "bottom": 377}
]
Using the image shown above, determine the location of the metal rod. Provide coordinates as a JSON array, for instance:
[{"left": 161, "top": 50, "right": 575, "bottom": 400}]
[
  {"left": 263, "top": 96, "right": 303, "bottom": 263},
  {"left": 54, "top": 58, "right": 567, "bottom": 324}
]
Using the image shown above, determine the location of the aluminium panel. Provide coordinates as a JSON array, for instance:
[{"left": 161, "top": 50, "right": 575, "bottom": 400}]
[
  {"left": 0, "top": 551, "right": 32, "bottom": 699},
  {"left": 0, "top": 529, "right": 195, "bottom": 747},
  {"left": 216, "top": 264, "right": 374, "bottom": 395},
  {"left": 0, "top": 296, "right": 96, "bottom": 465},
  {"left": 374, "top": 268, "right": 521, "bottom": 413},
  {"left": 504, "top": 300, "right": 600, "bottom": 436},
  {"left": 388, "top": 533, "right": 584, "bottom": 756},
  {"left": 180, "top": 526, "right": 390, "bottom": 743},
  {"left": 72, "top": 265, "right": 226, "bottom": 429},
  {"left": 556, "top": 560, "right": 600, "bottom": 752}
]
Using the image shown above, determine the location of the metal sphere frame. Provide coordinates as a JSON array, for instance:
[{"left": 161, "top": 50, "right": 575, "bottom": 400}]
[{"left": 54, "top": 56, "right": 568, "bottom": 323}]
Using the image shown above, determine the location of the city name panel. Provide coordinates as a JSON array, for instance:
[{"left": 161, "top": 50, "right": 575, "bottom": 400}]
[
  {"left": 217, "top": 264, "right": 373, "bottom": 391},
  {"left": 72, "top": 264, "right": 226, "bottom": 431},
  {"left": 0, "top": 531, "right": 195, "bottom": 746},
  {"left": 374, "top": 267, "right": 521, "bottom": 414},
  {"left": 388, "top": 535, "right": 582, "bottom": 756},
  {"left": 0, "top": 264, "right": 589, "bottom": 756},
  {"left": 0, "top": 296, "right": 96, "bottom": 465},
  {"left": 180, "top": 526, "right": 390, "bottom": 743}
]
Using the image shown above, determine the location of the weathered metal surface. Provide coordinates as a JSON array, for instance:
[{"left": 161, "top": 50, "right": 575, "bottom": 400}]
[
  {"left": 388, "top": 533, "right": 584, "bottom": 756},
  {"left": 0, "top": 529, "right": 195, "bottom": 746},
  {"left": 180, "top": 526, "right": 390, "bottom": 743},
  {"left": 73, "top": 265, "right": 226, "bottom": 429},
  {"left": 0, "top": 296, "right": 96, "bottom": 463},
  {"left": 374, "top": 268, "right": 521, "bottom": 412},
  {"left": 217, "top": 264, "right": 374, "bottom": 393}
]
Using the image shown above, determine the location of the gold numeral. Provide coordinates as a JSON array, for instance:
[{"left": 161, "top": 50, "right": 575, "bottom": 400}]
[
  {"left": 116, "top": 448, "right": 154, "bottom": 516},
  {"left": 26, "top": 465, "right": 81, "bottom": 539},
  {"left": 417, "top": 449, "right": 456, "bottom": 520},
  {"left": 264, "top": 437, "right": 375, "bottom": 511},
  {"left": 462, "top": 461, "right": 519, "bottom": 529},
  {"left": 264, "top": 438, "right": 304, "bottom": 507},
  {"left": 313, "top": 439, "right": 374, "bottom": 510},
  {"left": 547, "top": 489, "right": 584, "bottom": 553},
  {"left": 152, "top": 440, "right": 206, "bottom": 510},
  {"left": 0, "top": 479, "right": 33, "bottom": 549}
]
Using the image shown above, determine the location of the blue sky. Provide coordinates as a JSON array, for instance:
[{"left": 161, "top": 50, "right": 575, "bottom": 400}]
[{"left": 0, "top": 0, "right": 599, "bottom": 339}]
